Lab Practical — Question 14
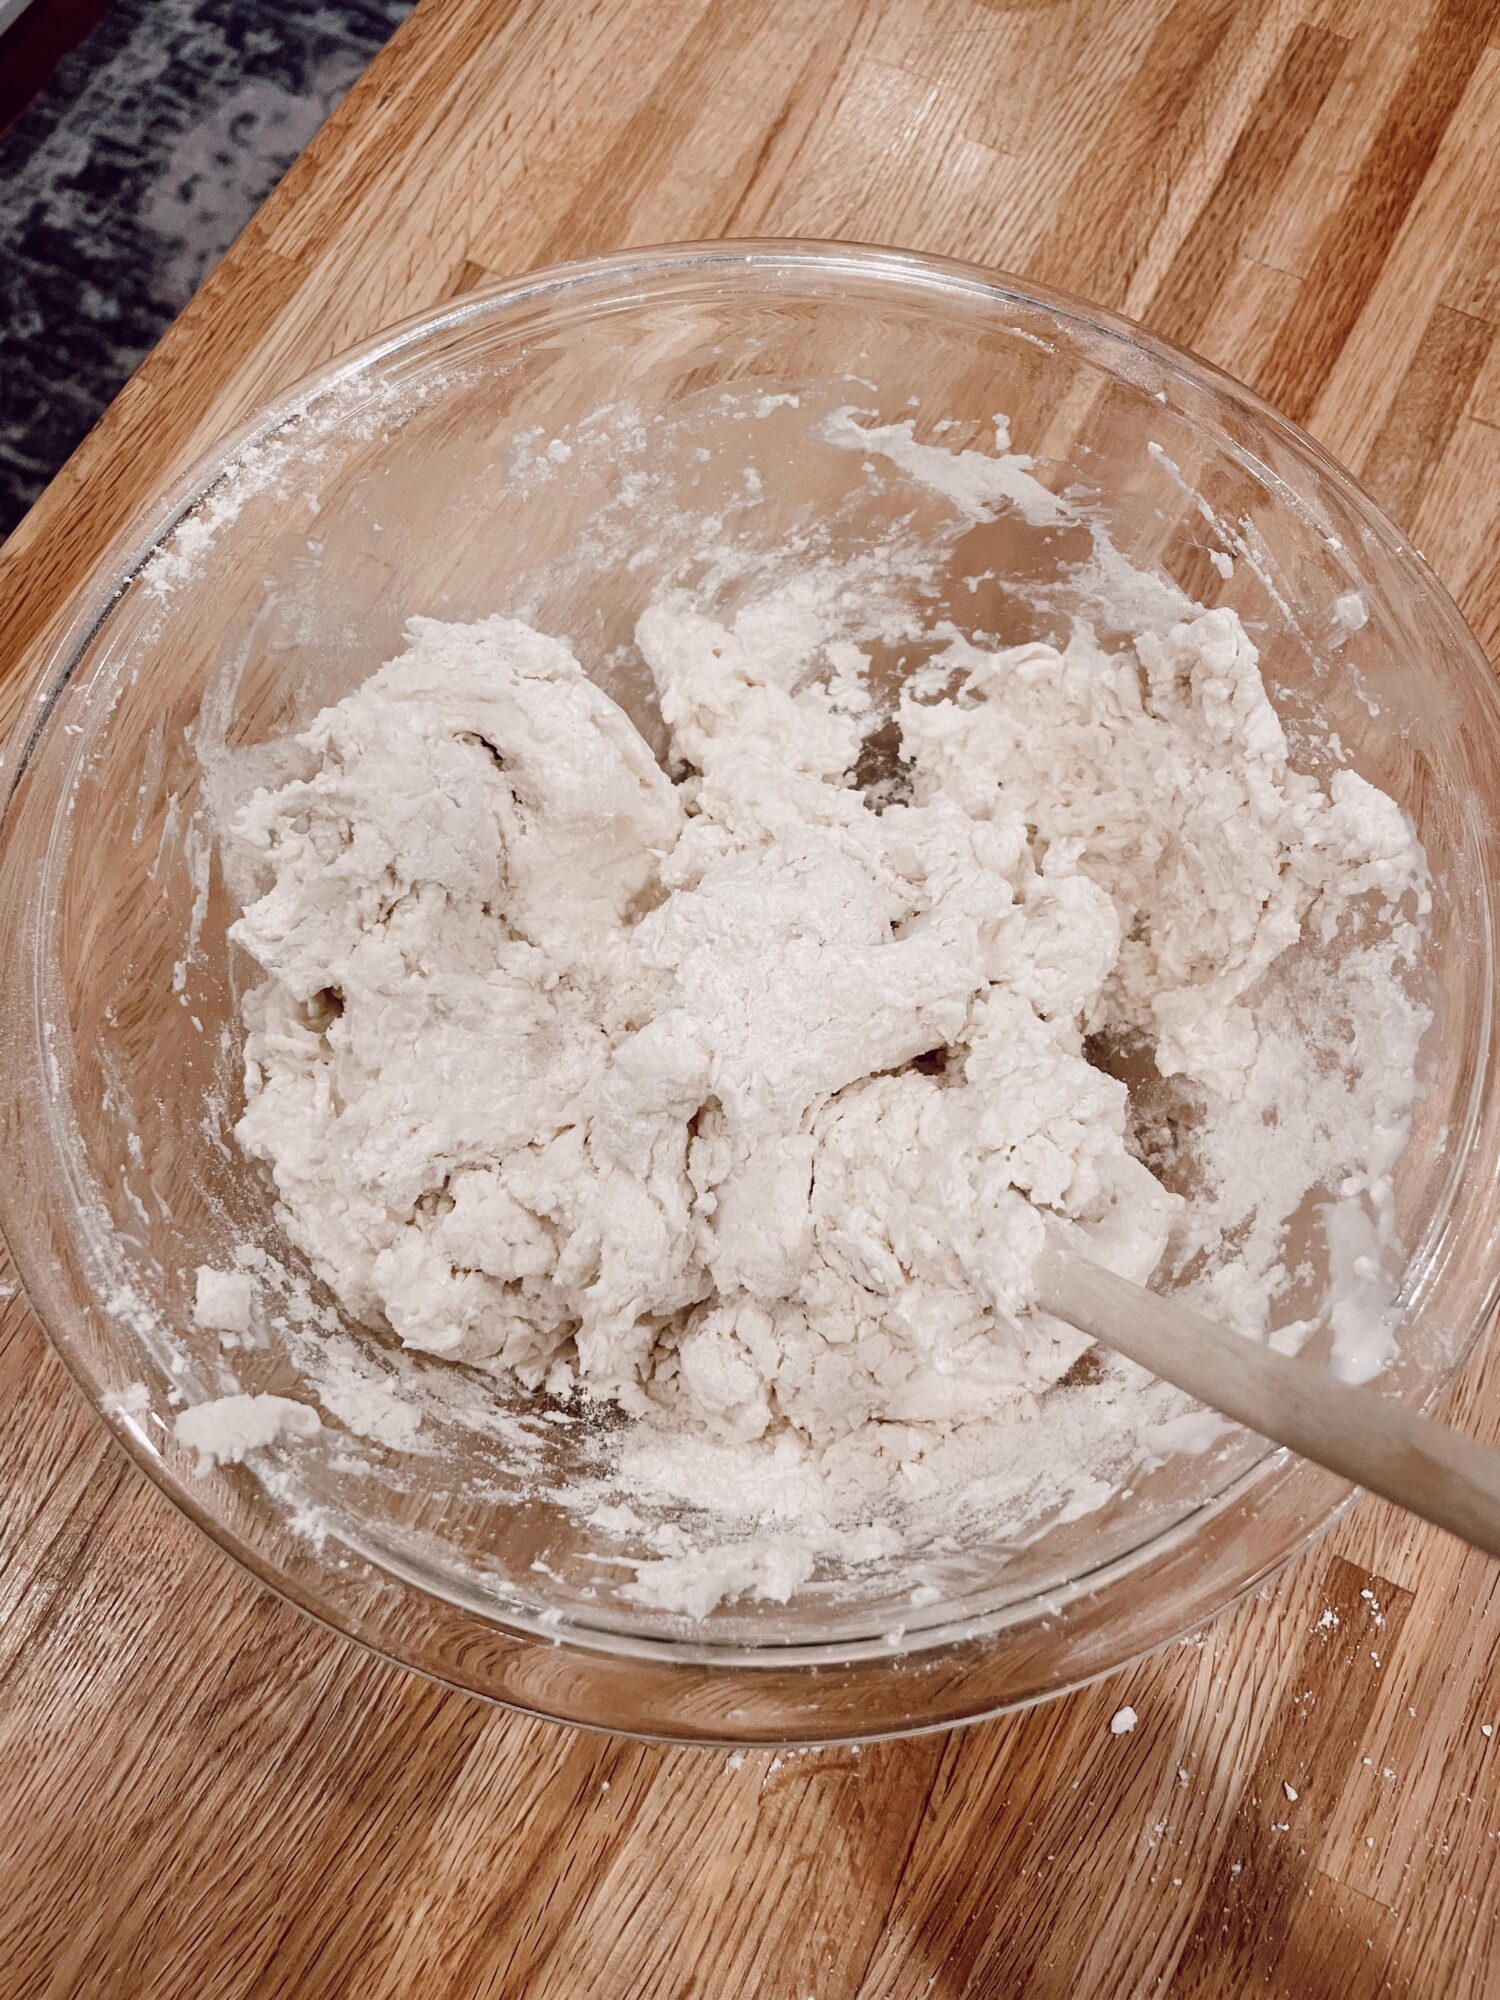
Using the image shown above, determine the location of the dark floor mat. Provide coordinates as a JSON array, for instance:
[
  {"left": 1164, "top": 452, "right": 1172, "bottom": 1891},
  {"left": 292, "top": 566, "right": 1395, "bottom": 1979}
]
[{"left": 0, "top": 0, "right": 414, "bottom": 539}]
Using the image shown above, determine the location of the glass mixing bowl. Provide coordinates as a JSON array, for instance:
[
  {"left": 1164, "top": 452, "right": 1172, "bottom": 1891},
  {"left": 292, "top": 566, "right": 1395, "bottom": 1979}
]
[{"left": 3, "top": 241, "right": 1498, "bottom": 1744}]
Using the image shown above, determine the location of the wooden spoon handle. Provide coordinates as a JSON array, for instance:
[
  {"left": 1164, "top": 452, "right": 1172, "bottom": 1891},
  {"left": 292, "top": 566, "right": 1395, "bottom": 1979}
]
[{"left": 1034, "top": 1234, "right": 1500, "bottom": 1561}]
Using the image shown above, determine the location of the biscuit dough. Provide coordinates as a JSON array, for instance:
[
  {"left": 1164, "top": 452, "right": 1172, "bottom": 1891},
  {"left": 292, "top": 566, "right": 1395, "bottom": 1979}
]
[{"left": 229, "top": 601, "right": 1422, "bottom": 1483}]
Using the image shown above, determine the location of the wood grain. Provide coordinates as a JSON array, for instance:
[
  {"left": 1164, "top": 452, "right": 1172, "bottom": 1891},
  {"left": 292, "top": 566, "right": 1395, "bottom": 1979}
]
[{"left": 3, "top": 1, "right": 1500, "bottom": 1994}]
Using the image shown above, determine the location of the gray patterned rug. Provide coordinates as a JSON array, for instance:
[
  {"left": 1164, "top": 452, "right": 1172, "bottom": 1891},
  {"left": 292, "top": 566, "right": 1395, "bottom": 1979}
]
[{"left": 0, "top": 0, "right": 414, "bottom": 538}]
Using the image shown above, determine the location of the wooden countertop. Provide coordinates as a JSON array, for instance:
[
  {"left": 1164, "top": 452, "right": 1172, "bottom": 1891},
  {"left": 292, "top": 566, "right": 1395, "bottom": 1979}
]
[{"left": 3, "top": 2, "right": 1499, "bottom": 1993}]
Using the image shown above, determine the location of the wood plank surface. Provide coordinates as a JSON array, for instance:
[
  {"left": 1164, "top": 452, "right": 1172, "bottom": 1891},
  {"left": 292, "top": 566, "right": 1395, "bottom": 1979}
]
[{"left": 3, "top": 1, "right": 1500, "bottom": 1993}]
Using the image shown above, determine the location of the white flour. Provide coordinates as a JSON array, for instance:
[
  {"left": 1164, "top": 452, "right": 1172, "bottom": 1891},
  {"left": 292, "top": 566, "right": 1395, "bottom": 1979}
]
[
  {"left": 176, "top": 1391, "right": 321, "bottom": 1469},
  {"left": 220, "top": 566, "right": 1427, "bottom": 1612},
  {"left": 193, "top": 1263, "right": 254, "bottom": 1335}
]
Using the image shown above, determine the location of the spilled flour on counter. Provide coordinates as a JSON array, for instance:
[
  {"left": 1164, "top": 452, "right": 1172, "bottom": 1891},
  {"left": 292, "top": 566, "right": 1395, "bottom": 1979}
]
[{"left": 216, "top": 565, "right": 1430, "bottom": 1612}]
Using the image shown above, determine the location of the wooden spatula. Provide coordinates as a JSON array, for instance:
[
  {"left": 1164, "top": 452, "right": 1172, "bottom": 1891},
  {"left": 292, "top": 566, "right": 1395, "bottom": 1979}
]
[{"left": 1035, "top": 1226, "right": 1500, "bottom": 1560}]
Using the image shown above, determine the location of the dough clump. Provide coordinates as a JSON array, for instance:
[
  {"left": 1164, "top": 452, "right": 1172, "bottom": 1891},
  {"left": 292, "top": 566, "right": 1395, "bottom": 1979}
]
[{"left": 230, "top": 605, "right": 1420, "bottom": 1460}]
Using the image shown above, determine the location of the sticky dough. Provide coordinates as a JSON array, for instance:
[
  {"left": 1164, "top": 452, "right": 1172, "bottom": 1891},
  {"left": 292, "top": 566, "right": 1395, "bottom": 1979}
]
[{"left": 230, "top": 603, "right": 1421, "bottom": 1460}]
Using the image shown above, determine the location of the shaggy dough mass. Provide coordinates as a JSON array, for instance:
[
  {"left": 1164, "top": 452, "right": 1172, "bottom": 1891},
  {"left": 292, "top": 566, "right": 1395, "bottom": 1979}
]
[{"left": 230, "top": 602, "right": 1421, "bottom": 1463}]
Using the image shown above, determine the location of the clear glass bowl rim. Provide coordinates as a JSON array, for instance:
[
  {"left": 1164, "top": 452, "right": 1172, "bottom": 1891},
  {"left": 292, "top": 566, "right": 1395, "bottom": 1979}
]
[{"left": 2, "top": 236, "right": 1497, "bottom": 1742}]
